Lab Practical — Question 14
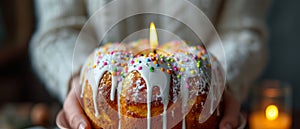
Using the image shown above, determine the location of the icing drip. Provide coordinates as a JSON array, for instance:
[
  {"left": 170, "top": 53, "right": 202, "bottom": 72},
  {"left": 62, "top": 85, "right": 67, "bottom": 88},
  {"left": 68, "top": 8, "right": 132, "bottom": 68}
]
[
  {"left": 128, "top": 56, "right": 171, "bottom": 129},
  {"left": 80, "top": 45, "right": 132, "bottom": 117},
  {"left": 182, "top": 118, "right": 186, "bottom": 129},
  {"left": 117, "top": 82, "right": 123, "bottom": 129}
]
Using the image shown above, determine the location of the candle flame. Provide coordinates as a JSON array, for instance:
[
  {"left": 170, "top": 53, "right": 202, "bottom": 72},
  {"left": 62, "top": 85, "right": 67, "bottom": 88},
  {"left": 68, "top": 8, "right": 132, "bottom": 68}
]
[
  {"left": 265, "top": 105, "right": 279, "bottom": 121},
  {"left": 150, "top": 22, "right": 158, "bottom": 49}
]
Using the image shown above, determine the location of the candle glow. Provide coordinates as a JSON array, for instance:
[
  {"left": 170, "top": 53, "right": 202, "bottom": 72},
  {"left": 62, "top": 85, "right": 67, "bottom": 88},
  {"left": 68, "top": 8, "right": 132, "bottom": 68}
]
[
  {"left": 265, "top": 105, "right": 279, "bottom": 121},
  {"left": 250, "top": 104, "right": 291, "bottom": 129},
  {"left": 150, "top": 22, "right": 158, "bottom": 49}
]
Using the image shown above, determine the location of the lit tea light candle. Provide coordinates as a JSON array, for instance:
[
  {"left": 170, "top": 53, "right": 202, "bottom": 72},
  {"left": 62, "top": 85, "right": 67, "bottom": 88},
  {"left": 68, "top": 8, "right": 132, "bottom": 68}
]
[
  {"left": 250, "top": 80, "right": 293, "bottom": 129},
  {"left": 265, "top": 105, "right": 278, "bottom": 121},
  {"left": 250, "top": 104, "right": 291, "bottom": 129}
]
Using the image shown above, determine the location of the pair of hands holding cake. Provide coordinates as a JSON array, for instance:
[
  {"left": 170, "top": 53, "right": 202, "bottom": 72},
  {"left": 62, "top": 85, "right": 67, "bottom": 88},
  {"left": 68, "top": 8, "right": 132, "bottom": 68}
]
[{"left": 62, "top": 75, "right": 241, "bottom": 129}]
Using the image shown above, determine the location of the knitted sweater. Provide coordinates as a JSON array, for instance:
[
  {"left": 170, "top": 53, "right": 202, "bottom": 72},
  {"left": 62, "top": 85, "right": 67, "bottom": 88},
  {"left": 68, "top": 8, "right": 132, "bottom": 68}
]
[{"left": 30, "top": 0, "right": 269, "bottom": 102}]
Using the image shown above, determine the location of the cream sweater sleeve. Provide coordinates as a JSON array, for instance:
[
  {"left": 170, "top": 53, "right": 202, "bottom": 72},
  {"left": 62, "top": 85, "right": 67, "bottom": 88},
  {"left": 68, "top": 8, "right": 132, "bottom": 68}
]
[
  {"left": 209, "top": 0, "right": 270, "bottom": 102},
  {"left": 30, "top": 0, "right": 95, "bottom": 102}
]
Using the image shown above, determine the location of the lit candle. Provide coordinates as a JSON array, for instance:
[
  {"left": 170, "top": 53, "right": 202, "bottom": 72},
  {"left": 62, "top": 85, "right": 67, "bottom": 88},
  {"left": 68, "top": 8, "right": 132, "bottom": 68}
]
[
  {"left": 136, "top": 22, "right": 167, "bottom": 56},
  {"left": 150, "top": 22, "right": 158, "bottom": 49},
  {"left": 249, "top": 104, "right": 291, "bottom": 129}
]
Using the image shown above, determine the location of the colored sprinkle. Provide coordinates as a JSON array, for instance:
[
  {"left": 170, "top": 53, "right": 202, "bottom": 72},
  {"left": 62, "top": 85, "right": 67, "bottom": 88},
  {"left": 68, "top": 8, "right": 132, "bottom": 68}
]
[
  {"left": 166, "top": 69, "right": 171, "bottom": 74},
  {"left": 111, "top": 60, "right": 115, "bottom": 64},
  {"left": 97, "top": 51, "right": 101, "bottom": 55},
  {"left": 150, "top": 67, "right": 154, "bottom": 72},
  {"left": 202, "top": 57, "right": 206, "bottom": 60},
  {"left": 112, "top": 71, "right": 117, "bottom": 76},
  {"left": 130, "top": 60, "right": 134, "bottom": 64},
  {"left": 160, "top": 58, "right": 164, "bottom": 62},
  {"left": 197, "top": 52, "right": 202, "bottom": 57},
  {"left": 190, "top": 70, "right": 195, "bottom": 74},
  {"left": 166, "top": 57, "right": 170, "bottom": 61},
  {"left": 139, "top": 60, "right": 142, "bottom": 63},
  {"left": 135, "top": 59, "right": 139, "bottom": 63},
  {"left": 151, "top": 57, "right": 156, "bottom": 61},
  {"left": 185, "top": 84, "right": 190, "bottom": 88},
  {"left": 92, "top": 65, "right": 96, "bottom": 69},
  {"left": 138, "top": 66, "right": 143, "bottom": 70},
  {"left": 180, "top": 68, "right": 185, "bottom": 72},
  {"left": 179, "top": 61, "right": 183, "bottom": 64},
  {"left": 156, "top": 64, "right": 159, "bottom": 67},
  {"left": 153, "top": 61, "right": 158, "bottom": 65},
  {"left": 197, "top": 61, "right": 201, "bottom": 68},
  {"left": 103, "top": 62, "right": 108, "bottom": 66},
  {"left": 118, "top": 77, "right": 122, "bottom": 82},
  {"left": 193, "top": 55, "right": 197, "bottom": 60},
  {"left": 113, "top": 67, "right": 117, "bottom": 72},
  {"left": 147, "top": 58, "right": 151, "bottom": 62},
  {"left": 177, "top": 75, "right": 181, "bottom": 79},
  {"left": 160, "top": 68, "right": 165, "bottom": 72},
  {"left": 149, "top": 53, "right": 154, "bottom": 57},
  {"left": 173, "top": 66, "right": 178, "bottom": 71},
  {"left": 111, "top": 51, "right": 115, "bottom": 55}
]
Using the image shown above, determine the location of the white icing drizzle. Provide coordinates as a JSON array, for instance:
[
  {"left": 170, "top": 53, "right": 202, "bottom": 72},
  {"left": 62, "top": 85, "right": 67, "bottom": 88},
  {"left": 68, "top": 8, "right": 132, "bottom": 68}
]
[
  {"left": 117, "top": 82, "right": 123, "bottom": 129},
  {"left": 80, "top": 46, "right": 132, "bottom": 117},
  {"left": 128, "top": 56, "right": 171, "bottom": 129},
  {"left": 182, "top": 118, "right": 186, "bottom": 129}
]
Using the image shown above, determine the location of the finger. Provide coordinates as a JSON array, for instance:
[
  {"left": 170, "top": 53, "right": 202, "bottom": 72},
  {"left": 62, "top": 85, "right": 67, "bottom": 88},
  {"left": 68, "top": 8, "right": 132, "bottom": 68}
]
[
  {"left": 219, "top": 91, "right": 240, "bottom": 129},
  {"left": 64, "top": 87, "right": 91, "bottom": 129}
]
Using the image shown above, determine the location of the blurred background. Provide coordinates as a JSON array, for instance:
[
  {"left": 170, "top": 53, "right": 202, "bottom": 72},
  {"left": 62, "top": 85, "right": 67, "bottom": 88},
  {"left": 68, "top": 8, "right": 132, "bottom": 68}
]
[{"left": 0, "top": 0, "right": 299, "bottom": 128}]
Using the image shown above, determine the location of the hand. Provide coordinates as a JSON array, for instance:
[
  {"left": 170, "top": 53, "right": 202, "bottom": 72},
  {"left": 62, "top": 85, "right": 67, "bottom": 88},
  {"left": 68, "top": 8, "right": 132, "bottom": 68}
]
[
  {"left": 219, "top": 90, "right": 241, "bottom": 129},
  {"left": 57, "top": 76, "right": 241, "bottom": 129},
  {"left": 57, "top": 75, "right": 91, "bottom": 129}
]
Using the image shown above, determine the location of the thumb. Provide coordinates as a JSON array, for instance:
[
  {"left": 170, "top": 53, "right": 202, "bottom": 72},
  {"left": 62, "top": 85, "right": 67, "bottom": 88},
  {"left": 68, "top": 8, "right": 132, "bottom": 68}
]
[
  {"left": 64, "top": 87, "right": 91, "bottom": 129},
  {"left": 219, "top": 91, "right": 240, "bottom": 129}
]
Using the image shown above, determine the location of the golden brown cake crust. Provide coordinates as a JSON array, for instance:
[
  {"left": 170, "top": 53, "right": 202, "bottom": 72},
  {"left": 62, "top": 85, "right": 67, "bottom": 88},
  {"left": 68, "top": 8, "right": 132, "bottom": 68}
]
[
  {"left": 80, "top": 41, "right": 224, "bottom": 129},
  {"left": 82, "top": 71, "right": 223, "bottom": 129}
]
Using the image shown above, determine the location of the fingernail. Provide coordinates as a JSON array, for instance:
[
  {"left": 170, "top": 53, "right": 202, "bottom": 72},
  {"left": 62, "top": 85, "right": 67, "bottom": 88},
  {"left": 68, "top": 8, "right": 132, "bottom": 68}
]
[
  {"left": 79, "top": 123, "right": 86, "bottom": 129},
  {"left": 224, "top": 123, "right": 233, "bottom": 129}
]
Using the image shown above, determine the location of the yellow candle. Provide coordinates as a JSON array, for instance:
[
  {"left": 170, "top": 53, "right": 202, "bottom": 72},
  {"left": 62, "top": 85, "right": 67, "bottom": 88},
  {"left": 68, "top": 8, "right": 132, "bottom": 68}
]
[{"left": 250, "top": 105, "right": 291, "bottom": 129}]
